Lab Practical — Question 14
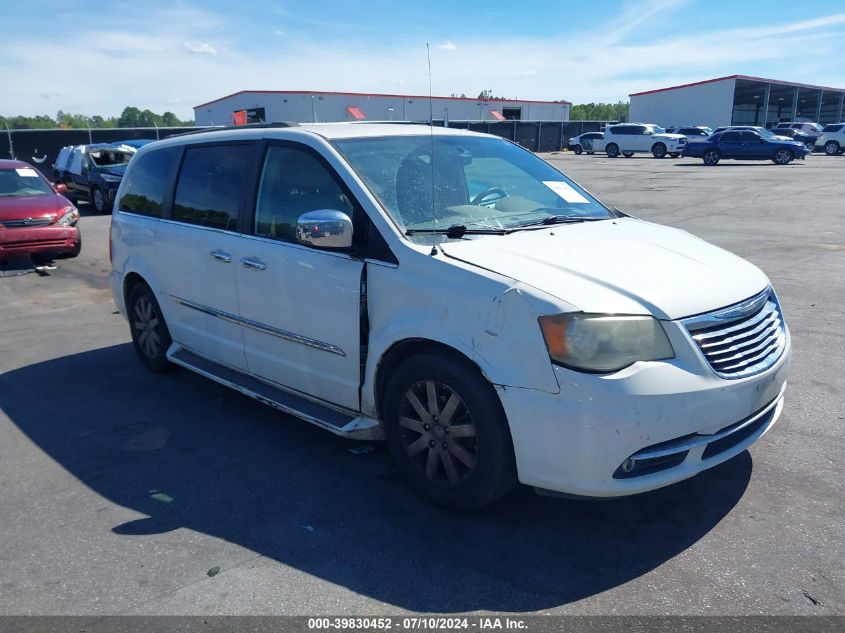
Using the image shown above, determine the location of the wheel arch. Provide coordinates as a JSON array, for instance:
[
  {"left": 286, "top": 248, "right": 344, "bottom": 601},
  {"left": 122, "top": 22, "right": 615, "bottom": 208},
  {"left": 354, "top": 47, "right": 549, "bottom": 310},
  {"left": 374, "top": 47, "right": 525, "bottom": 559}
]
[
  {"left": 373, "top": 338, "right": 491, "bottom": 421},
  {"left": 123, "top": 271, "right": 149, "bottom": 309}
]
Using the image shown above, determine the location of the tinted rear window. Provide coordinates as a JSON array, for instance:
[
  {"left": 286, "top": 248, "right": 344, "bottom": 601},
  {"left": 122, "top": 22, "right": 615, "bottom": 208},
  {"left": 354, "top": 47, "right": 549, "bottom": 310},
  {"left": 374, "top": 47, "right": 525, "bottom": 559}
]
[
  {"left": 823, "top": 124, "right": 843, "bottom": 132},
  {"left": 173, "top": 144, "right": 253, "bottom": 231},
  {"left": 117, "top": 146, "right": 180, "bottom": 218}
]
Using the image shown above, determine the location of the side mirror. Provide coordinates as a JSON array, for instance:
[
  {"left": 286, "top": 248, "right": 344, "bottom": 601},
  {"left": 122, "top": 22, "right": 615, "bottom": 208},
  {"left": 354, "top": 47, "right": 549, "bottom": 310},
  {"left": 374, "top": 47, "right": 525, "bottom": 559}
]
[
  {"left": 54, "top": 183, "right": 68, "bottom": 194},
  {"left": 296, "top": 210, "right": 353, "bottom": 249}
]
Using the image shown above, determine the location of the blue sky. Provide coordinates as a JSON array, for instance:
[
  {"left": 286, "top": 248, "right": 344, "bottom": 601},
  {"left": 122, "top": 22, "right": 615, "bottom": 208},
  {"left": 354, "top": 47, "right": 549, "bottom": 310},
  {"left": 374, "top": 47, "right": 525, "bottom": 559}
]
[{"left": 2, "top": 0, "right": 844, "bottom": 119}]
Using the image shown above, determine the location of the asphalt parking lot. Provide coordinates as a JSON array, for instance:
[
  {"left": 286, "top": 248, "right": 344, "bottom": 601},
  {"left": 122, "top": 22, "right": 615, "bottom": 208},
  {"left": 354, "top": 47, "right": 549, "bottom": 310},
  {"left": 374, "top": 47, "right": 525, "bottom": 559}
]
[{"left": 0, "top": 152, "right": 842, "bottom": 616}]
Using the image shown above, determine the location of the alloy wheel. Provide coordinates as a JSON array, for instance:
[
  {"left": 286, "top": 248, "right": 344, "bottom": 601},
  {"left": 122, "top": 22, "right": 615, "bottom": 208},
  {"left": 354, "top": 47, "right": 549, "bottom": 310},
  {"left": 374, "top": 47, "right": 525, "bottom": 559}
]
[
  {"left": 133, "top": 295, "right": 162, "bottom": 359},
  {"left": 825, "top": 141, "right": 840, "bottom": 156},
  {"left": 93, "top": 188, "right": 105, "bottom": 212},
  {"left": 774, "top": 149, "right": 792, "bottom": 165},
  {"left": 398, "top": 380, "right": 478, "bottom": 487},
  {"left": 703, "top": 150, "right": 719, "bottom": 166}
]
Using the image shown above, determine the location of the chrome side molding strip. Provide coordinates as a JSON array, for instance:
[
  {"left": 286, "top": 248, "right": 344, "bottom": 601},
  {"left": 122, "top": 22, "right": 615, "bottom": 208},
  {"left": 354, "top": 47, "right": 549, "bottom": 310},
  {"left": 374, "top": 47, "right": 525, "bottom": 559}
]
[{"left": 170, "top": 295, "right": 346, "bottom": 357}]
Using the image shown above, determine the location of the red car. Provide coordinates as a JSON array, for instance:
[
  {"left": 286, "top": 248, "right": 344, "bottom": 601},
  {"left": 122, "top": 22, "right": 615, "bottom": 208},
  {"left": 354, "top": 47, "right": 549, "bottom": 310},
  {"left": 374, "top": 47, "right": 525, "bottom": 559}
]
[{"left": 0, "top": 159, "right": 81, "bottom": 262}]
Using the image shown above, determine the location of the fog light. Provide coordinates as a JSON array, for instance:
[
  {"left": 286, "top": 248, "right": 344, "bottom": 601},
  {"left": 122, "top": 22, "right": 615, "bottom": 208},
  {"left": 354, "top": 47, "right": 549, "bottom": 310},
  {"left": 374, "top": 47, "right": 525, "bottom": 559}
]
[{"left": 621, "top": 457, "right": 637, "bottom": 473}]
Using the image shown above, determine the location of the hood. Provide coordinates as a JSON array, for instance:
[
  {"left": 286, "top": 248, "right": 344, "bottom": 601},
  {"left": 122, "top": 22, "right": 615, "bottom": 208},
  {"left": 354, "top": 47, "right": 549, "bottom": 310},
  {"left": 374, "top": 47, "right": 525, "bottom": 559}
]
[
  {"left": 98, "top": 164, "right": 127, "bottom": 177},
  {"left": 0, "top": 193, "right": 67, "bottom": 221},
  {"left": 655, "top": 133, "right": 687, "bottom": 141},
  {"left": 438, "top": 218, "right": 769, "bottom": 320}
]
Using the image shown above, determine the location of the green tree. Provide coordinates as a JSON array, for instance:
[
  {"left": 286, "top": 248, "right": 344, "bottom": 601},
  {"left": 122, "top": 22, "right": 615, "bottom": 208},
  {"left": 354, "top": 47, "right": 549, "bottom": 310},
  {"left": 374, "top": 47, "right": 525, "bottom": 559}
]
[
  {"left": 117, "top": 106, "right": 144, "bottom": 127},
  {"left": 161, "top": 111, "right": 180, "bottom": 127},
  {"left": 570, "top": 101, "right": 629, "bottom": 122}
]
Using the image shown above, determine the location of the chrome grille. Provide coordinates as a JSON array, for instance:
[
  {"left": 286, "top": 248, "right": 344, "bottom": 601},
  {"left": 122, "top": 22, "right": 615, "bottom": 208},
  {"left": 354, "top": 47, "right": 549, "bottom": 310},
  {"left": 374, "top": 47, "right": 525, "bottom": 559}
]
[
  {"left": 0, "top": 216, "right": 55, "bottom": 228},
  {"left": 683, "top": 287, "right": 786, "bottom": 379}
]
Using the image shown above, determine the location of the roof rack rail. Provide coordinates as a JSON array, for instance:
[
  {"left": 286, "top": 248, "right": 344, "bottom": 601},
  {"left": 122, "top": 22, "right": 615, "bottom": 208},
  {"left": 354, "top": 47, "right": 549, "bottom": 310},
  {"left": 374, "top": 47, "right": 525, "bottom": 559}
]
[
  {"left": 351, "top": 120, "right": 431, "bottom": 125},
  {"left": 170, "top": 121, "right": 299, "bottom": 137}
]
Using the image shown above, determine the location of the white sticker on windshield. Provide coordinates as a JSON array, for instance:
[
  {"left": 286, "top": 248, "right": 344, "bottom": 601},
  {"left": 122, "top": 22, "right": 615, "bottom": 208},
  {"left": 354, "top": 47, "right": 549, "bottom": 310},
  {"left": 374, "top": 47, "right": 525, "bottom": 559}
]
[
  {"left": 15, "top": 168, "right": 39, "bottom": 177},
  {"left": 543, "top": 180, "right": 589, "bottom": 204}
]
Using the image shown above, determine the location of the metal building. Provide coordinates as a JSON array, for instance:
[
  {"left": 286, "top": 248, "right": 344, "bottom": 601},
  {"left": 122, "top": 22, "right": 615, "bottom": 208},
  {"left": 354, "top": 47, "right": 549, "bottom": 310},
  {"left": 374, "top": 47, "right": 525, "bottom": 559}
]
[
  {"left": 193, "top": 90, "right": 571, "bottom": 126},
  {"left": 629, "top": 75, "right": 845, "bottom": 129}
]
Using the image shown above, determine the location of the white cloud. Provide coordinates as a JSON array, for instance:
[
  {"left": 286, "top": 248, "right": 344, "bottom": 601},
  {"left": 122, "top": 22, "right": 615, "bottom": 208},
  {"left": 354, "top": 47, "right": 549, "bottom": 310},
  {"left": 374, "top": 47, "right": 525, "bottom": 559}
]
[
  {"left": 0, "top": 2, "right": 844, "bottom": 120},
  {"left": 184, "top": 41, "right": 218, "bottom": 55}
]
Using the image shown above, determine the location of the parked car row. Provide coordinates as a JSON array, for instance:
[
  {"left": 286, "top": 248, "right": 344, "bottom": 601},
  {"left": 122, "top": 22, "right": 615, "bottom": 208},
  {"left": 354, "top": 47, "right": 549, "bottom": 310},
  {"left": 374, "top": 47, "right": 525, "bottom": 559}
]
[
  {"left": 0, "top": 140, "right": 159, "bottom": 264},
  {"left": 566, "top": 120, "right": 844, "bottom": 165}
]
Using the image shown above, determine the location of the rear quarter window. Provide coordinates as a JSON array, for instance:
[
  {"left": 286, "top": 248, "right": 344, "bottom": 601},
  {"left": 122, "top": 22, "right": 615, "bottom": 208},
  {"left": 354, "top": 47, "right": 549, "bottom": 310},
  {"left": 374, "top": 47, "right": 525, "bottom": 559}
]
[
  {"left": 823, "top": 124, "right": 843, "bottom": 133},
  {"left": 116, "top": 146, "right": 180, "bottom": 218}
]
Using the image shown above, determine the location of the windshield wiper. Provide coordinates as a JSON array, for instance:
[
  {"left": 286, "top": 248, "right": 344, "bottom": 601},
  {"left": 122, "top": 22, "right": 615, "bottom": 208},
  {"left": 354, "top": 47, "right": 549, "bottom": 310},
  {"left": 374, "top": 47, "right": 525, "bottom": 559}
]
[
  {"left": 406, "top": 224, "right": 509, "bottom": 238},
  {"left": 514, "top": 215, "right": 608, "bottom": 228}
]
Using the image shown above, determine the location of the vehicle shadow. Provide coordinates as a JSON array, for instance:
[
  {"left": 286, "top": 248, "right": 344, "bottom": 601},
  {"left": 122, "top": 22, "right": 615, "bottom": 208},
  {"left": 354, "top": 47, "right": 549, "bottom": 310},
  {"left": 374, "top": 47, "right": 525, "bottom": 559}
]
[
  {"left": 0, "top": 344, "right": 752, "bottom": 612},
  {"left": 672, "top": 162, "right": 794, "bottom": 168}
]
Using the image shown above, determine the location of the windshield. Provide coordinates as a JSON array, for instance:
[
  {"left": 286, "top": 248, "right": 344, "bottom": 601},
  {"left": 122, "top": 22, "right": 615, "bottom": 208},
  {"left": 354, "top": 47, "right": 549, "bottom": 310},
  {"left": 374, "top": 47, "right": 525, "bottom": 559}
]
[
  {"left": 647, "top": 125, "right": 666, "bottom": 134},
  {"left": 756, "top": 128, "right": 779, "bottom": 139},
  {"left": 89, "top": 149, "right": 134, "bottom": 168},
  {"left": 0, "top": 167, "right": 54, "bottom": 197},
  {"left": 333, "top": 135, "right": 612, "bottom": 234}
]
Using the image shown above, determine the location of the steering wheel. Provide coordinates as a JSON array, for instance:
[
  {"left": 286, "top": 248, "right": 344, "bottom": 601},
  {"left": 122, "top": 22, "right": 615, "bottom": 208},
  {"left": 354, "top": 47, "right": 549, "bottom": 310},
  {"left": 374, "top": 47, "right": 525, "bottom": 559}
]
[{"left": 471, "top": 187, "right": 508, "bottom": 206}]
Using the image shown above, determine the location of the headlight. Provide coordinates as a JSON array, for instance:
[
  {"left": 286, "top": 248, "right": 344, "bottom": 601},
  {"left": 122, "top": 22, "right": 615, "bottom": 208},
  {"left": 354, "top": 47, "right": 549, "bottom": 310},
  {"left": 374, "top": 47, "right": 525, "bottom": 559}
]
[
  {"left": 539, "top": 314, "right": 674, "bottom": 372},
  {"left": 100, "top": 174, "right": 122, "bottom": 183},
  {"left": 57, "top": 206, "right": 79, "bottom": 226}
]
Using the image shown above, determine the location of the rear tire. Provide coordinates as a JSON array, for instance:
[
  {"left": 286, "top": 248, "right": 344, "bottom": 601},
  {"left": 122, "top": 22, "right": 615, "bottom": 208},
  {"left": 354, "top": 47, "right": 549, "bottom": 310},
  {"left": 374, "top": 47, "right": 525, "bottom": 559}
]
[
  {"left": 652, "top": 142, "right": 667, "bottom": 158},
  {"left": 383, "top": 352, "right": 517, "bottom": 510},
  {"left": 606, "top": 143, "right": 619, "bottom": 158},
  {"left": 127, "top": 282, "right": 173, "bottom": 373},
  {"left": 703, "top": 149, "right": 720, "bottom": 166},
  {"left": 824, "top": 141, "right": 841, "bottom": 156},
  {"left": 773, "top": 148, "right": 793, "bottom": 165}
]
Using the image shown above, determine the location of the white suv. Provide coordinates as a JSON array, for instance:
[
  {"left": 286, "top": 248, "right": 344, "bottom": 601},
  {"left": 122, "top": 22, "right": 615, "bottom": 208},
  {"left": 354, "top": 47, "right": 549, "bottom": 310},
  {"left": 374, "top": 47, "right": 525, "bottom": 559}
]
[
  {"left": 814, "top": 123, "right": 845, "bottom": 155},
  {"left": 109, "top": 123, "right": 790, "bottom": 509},
  {"left": 601, "top": 123, "right": 687, "bottom": 158}
]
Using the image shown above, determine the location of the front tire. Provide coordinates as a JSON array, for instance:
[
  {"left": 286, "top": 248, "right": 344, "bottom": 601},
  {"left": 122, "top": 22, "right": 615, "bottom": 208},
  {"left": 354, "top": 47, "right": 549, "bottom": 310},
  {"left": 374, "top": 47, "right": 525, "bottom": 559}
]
[
  {"left": 64, "top": 227, "right": 81, "bottom": 258},
  {"left": 128, "top": 283, "right": 173, "bottom": 372},
  {"left": 383, "top": 352, "right": 516, "bottom": 510},
  {"left": 824, "top": 141, "right": 841, "bottom": 156},
  {"left": 573, "top": 145, "right": 582, "bottom": 155},
  {"left": 703, "top": 149, "right": 720, "bottom": 166},
  {"left": 773, "top": 148, "right": 793, "bottom": 165},
  {"left": 91, "top": 187, "right": 110, "bottom": 213},
  {"left": 606, "top": 143, "right": 620, "bottom": 158},
  {"left": 652, "top": 142, "right": 667, "bottom": 158}
]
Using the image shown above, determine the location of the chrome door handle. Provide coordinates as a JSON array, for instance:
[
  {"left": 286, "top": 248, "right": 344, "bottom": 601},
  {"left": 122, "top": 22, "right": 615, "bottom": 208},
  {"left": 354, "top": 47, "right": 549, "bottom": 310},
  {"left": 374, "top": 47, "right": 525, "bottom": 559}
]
[
  {"left": 210, "top": 250, "right": 232, "bottom": 263},
  {"left": 240, "top": 257, "right": 267, "bottom": 271}
]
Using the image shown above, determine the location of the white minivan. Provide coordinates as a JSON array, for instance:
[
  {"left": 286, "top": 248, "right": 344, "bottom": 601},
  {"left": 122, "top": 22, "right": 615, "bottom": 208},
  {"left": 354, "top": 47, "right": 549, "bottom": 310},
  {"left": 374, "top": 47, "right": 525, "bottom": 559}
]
[{"left": 109, "top": 123, "right": 790, "bottom": 509}]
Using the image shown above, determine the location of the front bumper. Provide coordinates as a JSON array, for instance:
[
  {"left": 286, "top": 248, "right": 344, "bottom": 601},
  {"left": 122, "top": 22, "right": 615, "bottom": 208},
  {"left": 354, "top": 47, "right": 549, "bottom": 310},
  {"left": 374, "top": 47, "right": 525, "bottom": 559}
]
[
  {"left": 0, "top": 225, "right": 78, "bottom": 259},
  {"left": 497, "top": 325, "right": 791, "bottom": 497}
]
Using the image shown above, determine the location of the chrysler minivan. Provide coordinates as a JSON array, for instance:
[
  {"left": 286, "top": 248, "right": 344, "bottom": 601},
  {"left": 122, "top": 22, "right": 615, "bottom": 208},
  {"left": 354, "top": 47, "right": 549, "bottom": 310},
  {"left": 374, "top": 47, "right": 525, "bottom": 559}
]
[{"left": 109, "top": 123, "right": 790, "bottom": 509}]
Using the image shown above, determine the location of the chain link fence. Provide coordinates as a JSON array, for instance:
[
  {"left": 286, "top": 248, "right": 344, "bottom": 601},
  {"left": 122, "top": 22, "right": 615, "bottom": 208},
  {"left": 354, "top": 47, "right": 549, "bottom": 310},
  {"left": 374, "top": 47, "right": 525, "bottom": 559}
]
[{"left": 2, "top": 121, "right": 616, "bottom": 177}]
